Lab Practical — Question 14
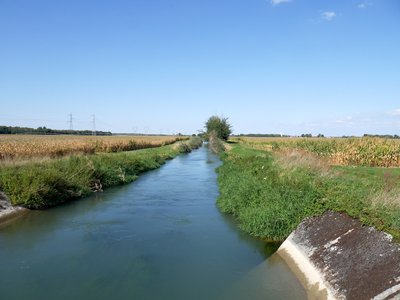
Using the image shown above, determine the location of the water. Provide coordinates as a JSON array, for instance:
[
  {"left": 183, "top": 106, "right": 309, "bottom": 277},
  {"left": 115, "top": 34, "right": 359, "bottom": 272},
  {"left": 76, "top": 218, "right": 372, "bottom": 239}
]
[{"left": 0, "top": 147, "right": 306, "bottom": 300}]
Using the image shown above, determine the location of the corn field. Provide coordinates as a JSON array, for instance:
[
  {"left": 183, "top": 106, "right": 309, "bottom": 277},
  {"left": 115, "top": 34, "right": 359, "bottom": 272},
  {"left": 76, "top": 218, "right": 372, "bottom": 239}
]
[
  {"left": 0, "top": 135, "right": 187, "bottom": 161},
  {"left": 234, "top": 137, "right": 400, "bottom": 167}
]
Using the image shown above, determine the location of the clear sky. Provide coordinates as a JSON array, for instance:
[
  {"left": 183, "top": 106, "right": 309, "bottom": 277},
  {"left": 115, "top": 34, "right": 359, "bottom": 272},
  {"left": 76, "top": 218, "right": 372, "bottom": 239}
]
[{"left": 0, "top": 0, "right": 399, "bottom": 136}]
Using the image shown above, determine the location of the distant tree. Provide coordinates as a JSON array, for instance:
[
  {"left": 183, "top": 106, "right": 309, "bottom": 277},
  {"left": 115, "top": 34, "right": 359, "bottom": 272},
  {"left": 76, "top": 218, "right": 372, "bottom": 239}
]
[
  {"left": 205, "top": 116, "right": 232, "bottom": 141},
  {"left": 0, "top": 125, "right": 112, "bottom": 136},
  {"left": 317, "top": 134, "right": 325, "bottom": 138},
  {"left": 238, "top": 133, "right": 290, "bottom": 138},
  {"left": 363, "top": 134, "right": 400, "bottom": 139},
  {"left": 301, "top": 133, "right": 312, "bottom": 138}
]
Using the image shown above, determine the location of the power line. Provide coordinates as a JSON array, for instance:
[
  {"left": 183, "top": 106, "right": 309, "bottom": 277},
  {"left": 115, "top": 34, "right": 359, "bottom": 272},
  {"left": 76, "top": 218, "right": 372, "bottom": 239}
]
[
  {"left": 68, "top": 114, "right": 73, "bottom": 130},
  {"left": 91, "top": 114, "right": 96, "bottom": 136}
]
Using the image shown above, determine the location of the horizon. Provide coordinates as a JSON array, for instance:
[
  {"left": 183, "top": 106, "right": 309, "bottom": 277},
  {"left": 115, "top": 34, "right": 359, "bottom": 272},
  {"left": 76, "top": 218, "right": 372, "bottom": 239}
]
[
  {"left": 2, "top": 123, "right": 400, "bottom": 138},
  {"left": 1, "top": 0, "right": 399, "bottom": 136}
]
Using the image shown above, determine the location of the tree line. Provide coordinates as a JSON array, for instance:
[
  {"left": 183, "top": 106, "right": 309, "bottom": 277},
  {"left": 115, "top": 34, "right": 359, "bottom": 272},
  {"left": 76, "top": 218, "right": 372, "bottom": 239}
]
[{"left": 0, "top": 126, "right": 112, "bottom": 136}]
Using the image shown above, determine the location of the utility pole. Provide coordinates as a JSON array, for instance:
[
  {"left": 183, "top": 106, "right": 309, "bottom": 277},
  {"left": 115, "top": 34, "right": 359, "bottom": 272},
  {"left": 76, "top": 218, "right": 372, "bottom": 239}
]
[
  {"left": 68, "top": 114, "right": 73, "bottom": 130},
  {"left": 91, "top": 114, "right": 96, "bottom": 136}
]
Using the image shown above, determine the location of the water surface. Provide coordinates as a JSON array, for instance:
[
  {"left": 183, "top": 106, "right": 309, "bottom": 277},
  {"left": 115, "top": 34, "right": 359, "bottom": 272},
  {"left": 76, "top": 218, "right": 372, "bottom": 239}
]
[{"left": 0, "top": 147, "right": 306, "bottom": 299}]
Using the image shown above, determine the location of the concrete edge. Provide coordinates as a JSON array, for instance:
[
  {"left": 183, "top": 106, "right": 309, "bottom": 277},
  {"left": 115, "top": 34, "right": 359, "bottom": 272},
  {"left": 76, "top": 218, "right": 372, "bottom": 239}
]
[
  {"left": 0, "top": 206, "right": 29, "bottom": 226},
  {"left": 277, "top": 233, "right": 337, "bottom": 300},
  {"left": 372, "top": 283, "right": 400, "bottom": 300},
  {"left": 276, "top": 211, "right": 400, "bottom": 299}
]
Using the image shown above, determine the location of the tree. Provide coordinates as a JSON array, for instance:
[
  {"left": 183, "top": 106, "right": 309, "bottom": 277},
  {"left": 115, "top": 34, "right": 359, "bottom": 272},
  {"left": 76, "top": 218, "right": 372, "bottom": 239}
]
[{"left": 205, "top": 116, "right": 232, "bottom": 141}]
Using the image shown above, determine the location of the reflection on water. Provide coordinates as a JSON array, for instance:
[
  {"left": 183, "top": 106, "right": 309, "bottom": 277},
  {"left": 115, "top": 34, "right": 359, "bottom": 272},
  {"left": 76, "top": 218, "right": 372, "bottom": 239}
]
[{"left": 0, "top": 147, "right": 305, "bottom": 300}]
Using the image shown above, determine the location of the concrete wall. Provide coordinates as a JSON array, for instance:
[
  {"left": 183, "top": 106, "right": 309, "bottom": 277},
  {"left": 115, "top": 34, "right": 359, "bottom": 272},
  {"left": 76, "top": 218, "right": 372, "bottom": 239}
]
[{"left": 277, "top": 211, "right": 400, "bottom": 300}]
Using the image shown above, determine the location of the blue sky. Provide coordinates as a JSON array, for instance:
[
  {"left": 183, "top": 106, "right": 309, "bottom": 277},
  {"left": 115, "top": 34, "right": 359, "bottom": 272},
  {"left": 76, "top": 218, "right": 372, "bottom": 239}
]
[{"left": 0, "top": 0, "right": 399, "bottom": 136}]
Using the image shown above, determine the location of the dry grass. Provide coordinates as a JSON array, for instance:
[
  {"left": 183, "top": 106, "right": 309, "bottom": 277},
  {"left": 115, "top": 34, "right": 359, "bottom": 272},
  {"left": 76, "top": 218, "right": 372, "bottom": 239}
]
[
  {"left": 273, "top": 149, "right": 331, "bottom": 176},
  {"left": 223, "top": 143, "right": 233, "bottom": 152},
  {"left": 233, "top": 137, "right": 400, "bottom": 167},
  {"left": 0, "top": 135, "right": 187, "bottom": 161},
  {"left": 370, "top": 189, "right": 400, "bottom": 209}
]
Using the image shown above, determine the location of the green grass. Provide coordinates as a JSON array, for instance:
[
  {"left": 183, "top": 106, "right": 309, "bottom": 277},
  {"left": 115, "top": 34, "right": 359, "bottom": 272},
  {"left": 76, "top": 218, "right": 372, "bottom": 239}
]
[
  {"left": 216, "top": 144, "right": 400, "bottom": 242},
  {"left": 321, "top": 166, "right": 400, "bottom": 236},
  {"left": 0, "top": 138, "right": 202, "bottom": 209}
]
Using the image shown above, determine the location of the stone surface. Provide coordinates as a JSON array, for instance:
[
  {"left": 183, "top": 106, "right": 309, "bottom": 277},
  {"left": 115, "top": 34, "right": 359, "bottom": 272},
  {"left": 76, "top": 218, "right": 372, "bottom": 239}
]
[{"left": 278, "top": 211, "right": 400, "bottom": 300}]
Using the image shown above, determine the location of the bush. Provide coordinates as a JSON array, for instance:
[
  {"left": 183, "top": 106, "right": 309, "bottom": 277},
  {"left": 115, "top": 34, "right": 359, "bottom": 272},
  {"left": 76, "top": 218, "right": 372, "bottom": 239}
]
[{"left": 205, "top": 116, "right": 232, "bottom": 141}]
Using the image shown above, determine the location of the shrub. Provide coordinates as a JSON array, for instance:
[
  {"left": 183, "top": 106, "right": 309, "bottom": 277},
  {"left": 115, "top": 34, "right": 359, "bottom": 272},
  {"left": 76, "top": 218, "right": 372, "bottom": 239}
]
[{"left": 205, "top": 116, "right": 232, "bottom": 141}]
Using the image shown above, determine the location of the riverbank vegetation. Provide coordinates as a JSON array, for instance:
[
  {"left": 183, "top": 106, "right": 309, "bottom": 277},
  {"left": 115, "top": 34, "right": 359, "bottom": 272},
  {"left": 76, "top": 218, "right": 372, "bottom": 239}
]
[
  {"left": 0, "top": 137, "right": 202, "bottom": 209},
  {"left": 0, "top": 135, "right": 187, "bottom": 161},
  {"left": 217, "top": 138, "right": 400, "bottom": 242}
]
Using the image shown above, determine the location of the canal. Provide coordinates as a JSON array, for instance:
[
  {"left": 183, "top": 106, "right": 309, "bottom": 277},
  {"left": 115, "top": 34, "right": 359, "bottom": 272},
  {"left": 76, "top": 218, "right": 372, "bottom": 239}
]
[{"left": 0, "top": 146, "right": 305, "bottom": 299}]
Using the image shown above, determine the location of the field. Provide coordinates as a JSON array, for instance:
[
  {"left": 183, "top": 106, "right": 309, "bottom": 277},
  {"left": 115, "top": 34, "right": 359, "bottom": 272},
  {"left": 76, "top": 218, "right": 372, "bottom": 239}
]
[
  {"left": 217, "top": 137, "right": 400, "bottom": 242},
  {"left": 0, "top": 135, "right": 187, "bottom": 161},
  {"left": 234, "top": 137, "right": 400, "bottom": 167}
]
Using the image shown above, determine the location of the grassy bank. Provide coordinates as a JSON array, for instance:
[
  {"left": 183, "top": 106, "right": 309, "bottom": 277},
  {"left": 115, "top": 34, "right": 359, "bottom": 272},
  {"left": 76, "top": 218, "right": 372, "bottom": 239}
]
[
  {"left": 0, "top": 138, "right": 202, "bottom": 209},
  {"left": 217, "top": 143, "right": 400, "bottom": 242}
]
